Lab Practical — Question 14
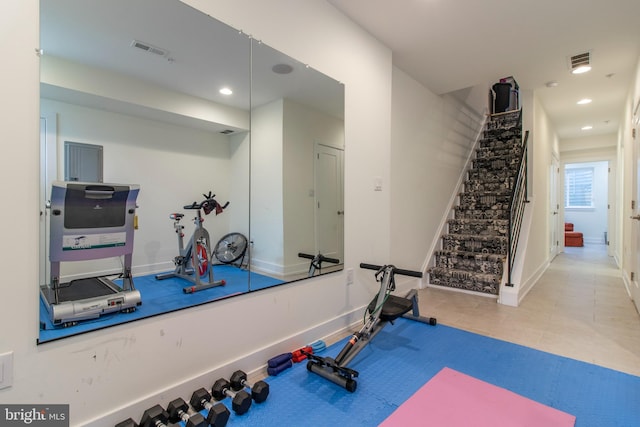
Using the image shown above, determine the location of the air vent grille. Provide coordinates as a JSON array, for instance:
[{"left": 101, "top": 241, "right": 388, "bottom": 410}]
[
  {"left": 131, "top": 40, "right": 168, "bottom": 57},
  {"left": 569, "top": 51, "right": 591, "bottom": 70}
]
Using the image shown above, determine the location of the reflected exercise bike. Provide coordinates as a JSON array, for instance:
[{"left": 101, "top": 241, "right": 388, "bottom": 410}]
[{"left": 156, "top": 192, "right": 231, "bottom": 293}]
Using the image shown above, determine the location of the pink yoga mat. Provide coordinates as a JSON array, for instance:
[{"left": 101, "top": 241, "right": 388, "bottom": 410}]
[{"left": 380, "top": 367, "right": 575, "bottom": 427}]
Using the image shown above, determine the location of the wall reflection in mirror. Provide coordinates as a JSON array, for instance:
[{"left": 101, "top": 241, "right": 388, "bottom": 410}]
[{"left": 38, "top": 0, "right": 344, "bottom": 343}]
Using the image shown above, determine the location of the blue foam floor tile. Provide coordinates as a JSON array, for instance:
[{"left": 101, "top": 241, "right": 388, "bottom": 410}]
[
  {"left": 38, "top": 265, "right": 283, "bottom": 343},
  {"left": 220, "top": 318, "right": 640, "bottom": 427}
]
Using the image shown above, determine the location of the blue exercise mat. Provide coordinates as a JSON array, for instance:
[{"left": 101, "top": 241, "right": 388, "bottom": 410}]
[
  {"left": 39, "top": 265, "right": 283, "bottom": 343},
  {"left": 204, "top": 318, "right": 639, "bottom": 427}
]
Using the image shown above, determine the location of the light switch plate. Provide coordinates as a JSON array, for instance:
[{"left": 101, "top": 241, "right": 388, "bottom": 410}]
[{"left": 374, "top": 176, "right": 382, "bottom": 191}]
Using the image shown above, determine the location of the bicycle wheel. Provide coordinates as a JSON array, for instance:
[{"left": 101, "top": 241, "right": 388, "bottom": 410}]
[
  {"left": 193, "top": 241, "right": 210, "bottom": 276},
  {"left": 214, "top": 232, "right": 248, "bottom": 264}
]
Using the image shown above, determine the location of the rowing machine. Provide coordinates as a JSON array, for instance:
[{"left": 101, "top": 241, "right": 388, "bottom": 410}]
[{"left": 304, "top": 263, "right": 436, "bottom": 392}]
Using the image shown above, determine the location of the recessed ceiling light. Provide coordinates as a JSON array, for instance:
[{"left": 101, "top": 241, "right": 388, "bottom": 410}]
[
  {"left": 581, "top": 125, "right": 593, "bottom": 131},
  {"left": 572, "top": 65, "right": 592, "bottom": 74},
  {"left": 219, "top": 87, "right": 233, "bottom": 95},
  {"left": 545, "top": 81, "right": 559, "bottom": 88},
  {"left": 577, "top": 98, "right": 592, "bottom": 105},
  {"left": 272, "top": 63, "right": 294, "bottom": 74}
]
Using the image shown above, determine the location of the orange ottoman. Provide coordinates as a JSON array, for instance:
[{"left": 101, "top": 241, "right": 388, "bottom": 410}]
[{"left": 564, "top": 224, "right": 584, "bottom": 247}]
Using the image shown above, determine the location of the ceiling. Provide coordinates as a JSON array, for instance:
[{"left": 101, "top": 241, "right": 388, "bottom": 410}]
[
  {"left": 327, "top": 0, "right": 640, "bottom": 140},
  {"left": 39, "top": 0, "right": 344, "bottom": 133}
]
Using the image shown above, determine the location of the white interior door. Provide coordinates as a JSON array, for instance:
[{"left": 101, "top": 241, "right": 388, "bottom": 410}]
[{"left": 314, "top": 143, "right": 344, "bottom": 262}]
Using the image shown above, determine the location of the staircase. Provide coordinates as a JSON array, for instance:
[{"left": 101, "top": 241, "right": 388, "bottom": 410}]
[{"left": 428, "top": 110, "right": 524, "bottom": 295}]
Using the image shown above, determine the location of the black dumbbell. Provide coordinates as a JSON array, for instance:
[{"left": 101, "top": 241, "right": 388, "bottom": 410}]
[
  {"left": 229, "top": 370, "right": 270, "bottom": 403},
  {"left": 167, "top": 398, "right": 206, "bottom": 427},
  {"left": 190, "top": 388, "right": 230, "bottom": 427},
  {"left": 115, "top": 418, "right": 138, "bottom": 427},
  {"left": 212, "top": 378, "right": 252, "bottom": 415},
  {"left": 140, "top": 405, "right": 169, "bottom": 427}
]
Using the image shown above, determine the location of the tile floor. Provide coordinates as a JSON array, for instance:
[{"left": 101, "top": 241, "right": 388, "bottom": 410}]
[{"left": 419, "top": 244, "right": 640, "bottom": 376}]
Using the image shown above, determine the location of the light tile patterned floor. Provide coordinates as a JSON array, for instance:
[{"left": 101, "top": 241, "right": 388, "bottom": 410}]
[{"left": 420, "top": 244, "right": 640, "bottom": 376}]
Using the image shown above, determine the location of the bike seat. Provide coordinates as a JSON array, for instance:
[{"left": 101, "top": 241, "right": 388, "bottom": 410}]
[{"left": 169, "top": 213, "right": 184, "bottom": 220}]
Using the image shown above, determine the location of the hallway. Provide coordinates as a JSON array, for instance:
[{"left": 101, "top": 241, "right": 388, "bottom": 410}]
[{"left": 421, "top": 244, "right": 640, "bottom": 376}]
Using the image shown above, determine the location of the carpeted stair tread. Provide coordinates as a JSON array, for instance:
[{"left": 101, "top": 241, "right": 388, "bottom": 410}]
[
  {"left": 464, "top": 180, "right": 513, "bottom": 192},
  {"left": 453, "top": 207, "right": 510, "bottom": 220},
  {"left": 441, "top": 234, "right": 508, "bottom": 255},
  {"left": 435, "top": 249, "right": 505, "bottom": 262},
  {"left": 427, "top": 267, "right": 501, "bottom": 294},
  {"left": 459, "top": 190, "right": 512, "bottom": 198},
  {"left": 447, "top": 219, "right": 509, "bottom": 237},
  {"left": 434, "top": 250, "right": 505, "bottom": 275},
  {"left": 475, "top": 148, "right": 523, "bottom": 160},
  {"left": 468, "top": 168, "right": 518, "bottom": 181}
]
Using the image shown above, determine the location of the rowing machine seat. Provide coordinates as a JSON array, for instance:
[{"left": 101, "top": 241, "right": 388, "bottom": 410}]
[{"left": 368, "top": 294, "right": 413, "bottom": 321}]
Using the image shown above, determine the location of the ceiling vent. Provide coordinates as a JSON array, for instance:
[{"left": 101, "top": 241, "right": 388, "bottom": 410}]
[
  {"left": 220, "top": 129, "right": 234, "bottom": 135},
  {"left": 131, "top": 40, "right": 168, "bottom": 57},
  {"left": 569, "top": 51, "right": 592, "bottom": 74}
]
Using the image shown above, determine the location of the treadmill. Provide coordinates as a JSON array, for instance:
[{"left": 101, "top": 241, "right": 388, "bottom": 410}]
[{"left": 40, "top": 181, "right": 142, "bottom": 327}]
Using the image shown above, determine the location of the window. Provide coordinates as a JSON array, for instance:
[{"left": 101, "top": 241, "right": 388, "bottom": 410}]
[{"left": 565, "top": 167, "right": 593, "bottom": 208}]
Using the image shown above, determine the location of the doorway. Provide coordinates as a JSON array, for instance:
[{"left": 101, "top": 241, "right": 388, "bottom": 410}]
[
  {"left": 562, "top": 160, "right": 612, "bottom": 251},
  {"left": 314, "top": 143, "right": 344, "bottom": 263}
]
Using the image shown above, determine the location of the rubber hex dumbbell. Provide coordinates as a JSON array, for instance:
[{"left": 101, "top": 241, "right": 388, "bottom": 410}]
[
  {"left": 212, "top": 378, "right": 252, "bottom": 415},
  {"left": 190, "top": 388, "right": 230, "bottom": 427},
  {"left": 167, "top": 398, "right": 206, "bottom": 427},
  {"left": 140, "top": 405, "right": 169, "bottom": 427},
  {"left": 229, "top": 370, "right": 270, "bottom": 403}
]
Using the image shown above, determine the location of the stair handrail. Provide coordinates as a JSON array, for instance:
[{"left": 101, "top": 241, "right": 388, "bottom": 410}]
[{"left": 506, "top": 109, "right": 528, "bottom": 287}]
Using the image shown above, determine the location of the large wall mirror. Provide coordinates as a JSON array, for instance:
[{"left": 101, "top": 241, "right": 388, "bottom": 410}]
[{"left": 38, "top": 0, "right": 344, "bottom": 343}]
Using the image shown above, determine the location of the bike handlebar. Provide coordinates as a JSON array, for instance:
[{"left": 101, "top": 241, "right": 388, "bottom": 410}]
[
  {"left": 182, "top": 192, "right": 230, "bottom": 214},
  {"left": 359, "top": 263, "right": 423, "bottom": 278},
  {"left": 298, "top": 253, "right": 340, "bottom": 264}
]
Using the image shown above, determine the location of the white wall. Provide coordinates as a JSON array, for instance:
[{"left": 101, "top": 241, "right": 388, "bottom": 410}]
[
  {"left": 249, "top": 99, "right": 285, "bottom": 274},
  {"left": 512, "top": 91, "right": 560, "bottom": 303},
  {"left": 390, "top": 67, "right": 486, "bottom": 271},
  {"left": 0, "top": 1, "right": 400, "bottom": 425}
]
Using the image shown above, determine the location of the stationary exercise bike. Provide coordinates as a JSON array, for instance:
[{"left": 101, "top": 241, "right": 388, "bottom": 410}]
[
  {"left": 303, "top": 263, "right": 437, "bottom": 392},
  {"left": 155, "top": 192, "right": 229, "bottom": 293},
  {"left": 298, "top": 252, "right": 340, "bottom": 277}
]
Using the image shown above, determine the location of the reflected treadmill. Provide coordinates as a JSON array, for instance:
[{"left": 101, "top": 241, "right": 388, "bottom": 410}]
[{"left": 40, "top": 181, "right": 141, "bottom": 327}]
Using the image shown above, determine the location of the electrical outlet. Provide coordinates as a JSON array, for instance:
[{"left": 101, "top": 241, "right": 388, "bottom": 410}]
[
  {"left": 346, "top": 268, "right": 354, "bottom": 285},
  {"left": 0, "top": 351, "right": 14, "bottom": 390}
]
